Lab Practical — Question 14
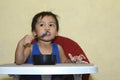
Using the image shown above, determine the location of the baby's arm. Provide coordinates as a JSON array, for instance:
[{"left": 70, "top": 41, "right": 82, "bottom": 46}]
[
  {"left": 15, "top": 35, "right": 33, "bottom": 65},
  {"left": 58, "top": 45, "right": 71, "bottom": 63}
]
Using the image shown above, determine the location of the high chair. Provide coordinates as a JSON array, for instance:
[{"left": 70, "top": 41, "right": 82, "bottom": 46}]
[{"left": 11, "top": 35, "right": 90, "bottom": 80}]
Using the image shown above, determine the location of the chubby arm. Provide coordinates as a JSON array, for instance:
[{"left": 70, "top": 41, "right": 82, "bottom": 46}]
[
  {"left": 58, "top": 45, "right": 71, "bottom": 63},
  {"left": 15, "top": 35, "right": 33, "bottom": 65}
]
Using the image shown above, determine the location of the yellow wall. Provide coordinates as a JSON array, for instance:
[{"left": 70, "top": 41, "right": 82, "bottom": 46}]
[{"left": 0, "top": 0, "right": 120, "bottom": 80}]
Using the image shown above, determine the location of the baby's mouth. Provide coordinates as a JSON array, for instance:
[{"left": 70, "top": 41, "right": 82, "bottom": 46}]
[{"left": 46, "top": 31, "right": 51, "bottom": 36}]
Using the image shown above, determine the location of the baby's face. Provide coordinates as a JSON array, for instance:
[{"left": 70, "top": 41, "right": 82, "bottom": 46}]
[{"left": 34, "top": 16, "right": 58, "bottom": 41}]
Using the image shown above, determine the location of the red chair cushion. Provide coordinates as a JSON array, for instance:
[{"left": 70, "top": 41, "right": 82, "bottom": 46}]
[{"left": 53, "top": 36, "right": 89, "bottom": 63}]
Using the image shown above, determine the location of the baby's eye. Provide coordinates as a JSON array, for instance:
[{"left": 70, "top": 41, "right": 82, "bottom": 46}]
[
  {"left": 49, "top": 23, "right": 56, "bottom": 27},
  {"left": 40, "top": 23, "right": 44, "bottom": 27},
  {"left": 49, "top": 24, "right": 53, "bottom": 27}
]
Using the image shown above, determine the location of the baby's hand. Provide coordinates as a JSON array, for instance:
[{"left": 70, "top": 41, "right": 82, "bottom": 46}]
[
  {"left": 20, "top": 35, "right": 34, "bottom": 47},
  {"left": 68, "top": 53, "right": 77, "bottom": 63},
  {"left": 68, "top": 53, "right": 88, "bottom": 64}
]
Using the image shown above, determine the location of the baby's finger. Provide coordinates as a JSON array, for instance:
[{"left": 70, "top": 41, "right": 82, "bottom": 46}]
[
  {"left": 78, "top": 54, "right": 86, "bottom": 60},
  {"left": 68, "top": 53, "right": 76, "bottom": 62},
  {"left": 68, "top": 53, "right": 73, "bottom": 60}
]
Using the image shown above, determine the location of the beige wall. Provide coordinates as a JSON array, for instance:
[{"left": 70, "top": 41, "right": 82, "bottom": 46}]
[{"left": 0, "top": 0, "right": 120, "bottom": 80}]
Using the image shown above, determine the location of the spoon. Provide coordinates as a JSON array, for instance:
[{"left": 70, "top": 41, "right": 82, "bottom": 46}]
[{"left": 35, "top": 31, "right": 47, "bottom": 38}]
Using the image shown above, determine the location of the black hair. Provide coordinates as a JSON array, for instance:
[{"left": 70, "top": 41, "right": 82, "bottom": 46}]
[{"left": 31, "top": 11, "right": 59, "bottom": 32}]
